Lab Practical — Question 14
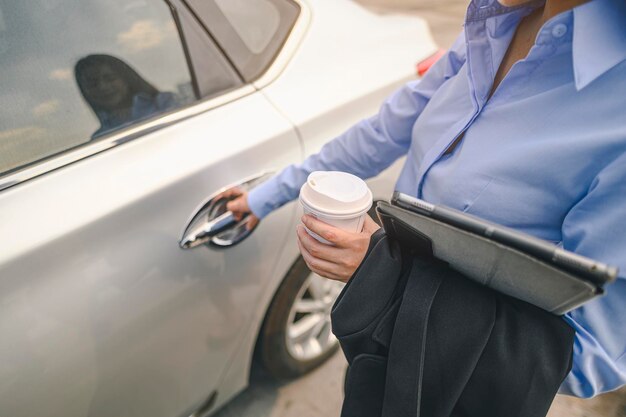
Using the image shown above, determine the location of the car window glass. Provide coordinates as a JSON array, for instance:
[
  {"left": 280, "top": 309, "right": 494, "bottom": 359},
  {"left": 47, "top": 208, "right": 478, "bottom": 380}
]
[
  {"left": 186, "top": 0, "right": 300, "bottom": 81},
  {"left": 0, "top": 0, "right": 239, "bottom": 177},
  {"left": 214, "top": 0, "right": 280, "bottom": 54},
  {"left": 172, "top": 1, "right": 243, "bottom": 98}
]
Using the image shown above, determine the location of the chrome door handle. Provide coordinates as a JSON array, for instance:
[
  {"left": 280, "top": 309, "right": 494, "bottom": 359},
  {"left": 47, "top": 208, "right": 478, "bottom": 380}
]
[
  {"left": 179, "top": 171, "right": 274, "bottom": 249},
  {"left": 179, "top": 211, "right": 237, "bottom": 249}
]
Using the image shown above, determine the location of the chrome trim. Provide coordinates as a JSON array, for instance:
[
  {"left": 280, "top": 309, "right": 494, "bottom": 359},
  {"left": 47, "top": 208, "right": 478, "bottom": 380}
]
[
  {"left": 180, "top": 211, "right": 237, "bottom": 249},
  {"left": 178, "top": 171, "right": 275, "bottom": 249},
  {"left": 0, "top": 0, "right": 311, "bottom": 193},
  {"left": 253, "top": 0, "right": 311, "bottom": 90},
  {"left": 178, "top": 170, "right": 275, "bottom": 237},
  {"left": 0, "top": 85, "right": 256, "bottom": 193}
]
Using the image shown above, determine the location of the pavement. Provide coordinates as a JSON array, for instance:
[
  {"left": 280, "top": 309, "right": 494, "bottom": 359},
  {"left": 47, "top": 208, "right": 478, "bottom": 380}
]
[
  {"left": 213, "top": 352, "right": 346, "bottom": 417},
  {"left": 213, "top": 349, "right": 626, "bottom": 417},
  {"left": 213, "top": 1, "right": 626, "bottom": 416}
]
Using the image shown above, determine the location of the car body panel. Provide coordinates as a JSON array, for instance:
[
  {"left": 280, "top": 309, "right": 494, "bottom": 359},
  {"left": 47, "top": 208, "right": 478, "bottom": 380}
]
[
  {"left": 258, "top": 0, "right": 437, "bottom": 165},
  {"left": 0, "top": 92, "right": 301, "bottom": 417}
]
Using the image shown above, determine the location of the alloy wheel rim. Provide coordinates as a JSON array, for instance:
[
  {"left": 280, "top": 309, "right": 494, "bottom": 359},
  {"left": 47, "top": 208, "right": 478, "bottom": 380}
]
[{"left": 285, "top": 272, "right": 344, "bottom": 361}]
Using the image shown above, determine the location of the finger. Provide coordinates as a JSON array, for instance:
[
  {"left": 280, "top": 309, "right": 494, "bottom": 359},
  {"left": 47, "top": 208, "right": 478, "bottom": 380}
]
[
  {"left": 362, "top": 215, "right": 381, "bottom": 235},
  {"left": 216, "top": 187, "right": 242, "bottom": 201},
  {"left": 226, "top": 197, "right": 250, "bottom": 220},
  {"left": 296, "top": 224, "right": 344, "bottom": 263},
  {"left": 301, "top": 215, "right": 352, "bottom": 247},
  {"left": 245, "top": 215, "right": 259, "bottom": 231},
  {"left": 226, "top": 198, "right": 244, "bottom": 213},
  {"left": 296, "top": 231, "right": 342, "bottom": 279},
  {"left": 318, "top": 271, "right": 345, "bottom": 282},
  {"left": 299, "top": 244, "right": 343, "bottom": 281}
]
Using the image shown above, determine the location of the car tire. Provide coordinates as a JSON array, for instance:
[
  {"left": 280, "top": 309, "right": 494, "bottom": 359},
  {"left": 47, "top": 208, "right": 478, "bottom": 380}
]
[{"left": 258, "top": 256, "right": 343, "bottom": 379}]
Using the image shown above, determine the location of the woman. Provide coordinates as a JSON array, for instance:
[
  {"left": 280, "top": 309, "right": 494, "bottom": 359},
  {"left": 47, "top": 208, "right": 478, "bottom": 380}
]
[
  {"left": 227, "top": 0, "right": 626, "bottom": 401},
  {"left": 75, "top": 54, "right": 177, "bottom": 138}
]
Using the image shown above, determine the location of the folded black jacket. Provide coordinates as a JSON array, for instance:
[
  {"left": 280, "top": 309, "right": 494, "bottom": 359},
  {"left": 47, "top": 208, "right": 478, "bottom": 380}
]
[{"left": 331, "top": 229, "right": 574, "bottom": 417}]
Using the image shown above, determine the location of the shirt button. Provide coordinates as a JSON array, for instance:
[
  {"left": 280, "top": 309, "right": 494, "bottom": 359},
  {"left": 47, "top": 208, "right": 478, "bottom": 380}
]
[{"left": 552, "top": 24, "right": 568, "bottom": 38}]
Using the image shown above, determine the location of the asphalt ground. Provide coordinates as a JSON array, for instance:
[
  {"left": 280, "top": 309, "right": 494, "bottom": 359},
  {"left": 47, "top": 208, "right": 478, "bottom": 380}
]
[{"left": 213, "top": 1, "right": 626, "bottom": 416}]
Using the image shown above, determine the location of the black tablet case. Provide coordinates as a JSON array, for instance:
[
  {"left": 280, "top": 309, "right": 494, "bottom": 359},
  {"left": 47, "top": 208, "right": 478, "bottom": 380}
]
[{"left": 376, "top": 201, "right": 602, "bottom": 315}]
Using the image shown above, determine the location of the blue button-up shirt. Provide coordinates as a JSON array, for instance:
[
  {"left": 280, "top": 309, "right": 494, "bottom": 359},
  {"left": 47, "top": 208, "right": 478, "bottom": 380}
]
[{"left": 249, "top": 0, "right": 626, "bottom": 398}]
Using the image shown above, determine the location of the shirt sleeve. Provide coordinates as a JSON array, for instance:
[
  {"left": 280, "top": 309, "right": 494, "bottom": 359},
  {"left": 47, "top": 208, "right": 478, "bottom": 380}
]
[
  {"left": 559, "top": 152, "right": 626, "bottom": 398},
  {"left": 247, "top": 31, "right": 468, "bottom": 219}
]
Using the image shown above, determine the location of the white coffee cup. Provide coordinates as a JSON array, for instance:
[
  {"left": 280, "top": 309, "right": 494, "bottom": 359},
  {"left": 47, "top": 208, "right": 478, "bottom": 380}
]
[{"left": 299, "top": 171, "right": 373, "bottom": 244}]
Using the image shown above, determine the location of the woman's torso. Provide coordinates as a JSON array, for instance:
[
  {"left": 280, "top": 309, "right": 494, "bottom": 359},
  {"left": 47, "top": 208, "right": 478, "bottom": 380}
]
[{"left": 399, "top": 7, "right": 626, "bottom": 243}]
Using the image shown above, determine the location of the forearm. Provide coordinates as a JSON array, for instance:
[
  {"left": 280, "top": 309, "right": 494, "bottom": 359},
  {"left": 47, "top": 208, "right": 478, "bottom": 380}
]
[
  {"left": 248, "top": 80, "right": 433, "bottom": 218},
  {"left": 248, "top": 31, "right": 469, "bottom": 219},
  {"left": 248, "top": 114, "right": 411, "bottom": 218}
]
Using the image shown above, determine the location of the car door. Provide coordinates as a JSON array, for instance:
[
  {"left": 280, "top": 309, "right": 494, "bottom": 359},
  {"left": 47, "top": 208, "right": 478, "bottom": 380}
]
[
  {"left": 255, "top": 0, "right": 438, "bottom": 199},
  {"left": 0, "top": 1, "right": 301, "bottom": 416}
]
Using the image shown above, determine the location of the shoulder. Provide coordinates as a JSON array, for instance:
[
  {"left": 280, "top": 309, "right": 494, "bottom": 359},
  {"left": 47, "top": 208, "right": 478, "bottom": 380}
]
[
  {"left": 437, "top": 30, "right": 468, "bottom": 81},
  {"left": 449, "top": 30, "right": 467, "bottom": 62}
]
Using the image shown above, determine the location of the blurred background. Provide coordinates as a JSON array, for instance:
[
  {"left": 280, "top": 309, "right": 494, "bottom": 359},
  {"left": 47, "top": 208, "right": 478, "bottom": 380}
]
[{"left": 213, "top": 1, "right": 626, "bottom": 416}]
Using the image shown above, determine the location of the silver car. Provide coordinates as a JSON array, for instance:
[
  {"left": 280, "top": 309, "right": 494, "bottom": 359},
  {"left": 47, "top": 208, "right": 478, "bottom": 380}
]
[{"left": 0, "top": 0, "right": 436, "bottom": 416}]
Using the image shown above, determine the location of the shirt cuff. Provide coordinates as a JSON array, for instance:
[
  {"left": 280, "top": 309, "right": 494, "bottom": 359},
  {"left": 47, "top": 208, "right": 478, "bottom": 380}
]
[
  {"left": 247, "top": 175, "right": 288, "bottom": 219},
  {"left": 558, "top": 313, "right": 626, "bottom": 398}
]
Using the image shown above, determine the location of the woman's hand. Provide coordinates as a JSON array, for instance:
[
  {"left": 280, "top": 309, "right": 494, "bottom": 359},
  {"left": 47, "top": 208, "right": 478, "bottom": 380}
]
[
  {"left": 296, "top": 214, "right": 381, "bottom": 283},
  {"left": 216, "top": 187, "right": 260, "bottom": 231}
]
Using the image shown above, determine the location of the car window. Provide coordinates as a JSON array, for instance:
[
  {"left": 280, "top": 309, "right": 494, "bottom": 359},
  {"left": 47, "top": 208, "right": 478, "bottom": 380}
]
[
  {"left": 215, "top": 0, "right": 281, "bottom": 54},
  {"left": 0, "top": 0, "right": 241, "bottom": 177},
  {"left": 186, "top": 0, "right": 300, "bottom": 81}
]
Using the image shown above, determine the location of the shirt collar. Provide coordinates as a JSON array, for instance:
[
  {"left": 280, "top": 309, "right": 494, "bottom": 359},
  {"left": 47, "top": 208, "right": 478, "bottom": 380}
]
[
  {"left": 466, "top": 0, "right": 542, "bottom": 22},
  {"left": 466, "top": 0, "right": 626, "bottom": 90},
  {"left": 572, "top": 0, "right": 626, "bottom": 90}
]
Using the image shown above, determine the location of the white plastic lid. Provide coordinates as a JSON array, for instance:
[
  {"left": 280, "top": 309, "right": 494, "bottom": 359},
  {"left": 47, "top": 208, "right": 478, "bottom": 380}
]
[{"left": 299, "top": 171, "right": 373, "bottom": 216}]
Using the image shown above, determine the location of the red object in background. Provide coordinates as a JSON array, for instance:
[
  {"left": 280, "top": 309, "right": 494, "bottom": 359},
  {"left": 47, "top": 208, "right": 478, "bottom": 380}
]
[{"left": 417, "top": 49, "right": 446, "bottom": 77}]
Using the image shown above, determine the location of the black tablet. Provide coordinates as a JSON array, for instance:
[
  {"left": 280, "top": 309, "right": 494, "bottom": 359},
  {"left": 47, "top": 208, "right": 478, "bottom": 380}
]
[{"left": 392, "top": 192, "right": 618, "bottom": 286}]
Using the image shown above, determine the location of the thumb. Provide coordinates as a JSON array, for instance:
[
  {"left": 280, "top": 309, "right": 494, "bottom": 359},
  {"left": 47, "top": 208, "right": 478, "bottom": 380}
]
[{"left": 362, "top": 215, "right": 381, "bottom": 235}]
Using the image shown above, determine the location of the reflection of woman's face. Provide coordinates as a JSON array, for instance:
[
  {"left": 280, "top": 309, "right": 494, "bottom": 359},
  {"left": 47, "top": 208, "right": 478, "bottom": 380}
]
[{"left": 81, "top": 64, "right": 129, "bottom": 110}]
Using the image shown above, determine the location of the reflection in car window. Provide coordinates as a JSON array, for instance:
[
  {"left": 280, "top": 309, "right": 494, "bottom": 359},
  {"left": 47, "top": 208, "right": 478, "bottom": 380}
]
[
  {"left": 0, "top": 0, "right": 236, "bottom": 177},
  {"left": 186, "top": 0, "right": 300, "bottom": 81},
  {"left": 75, "top": 54, "right": 178, "bottom": 139}
]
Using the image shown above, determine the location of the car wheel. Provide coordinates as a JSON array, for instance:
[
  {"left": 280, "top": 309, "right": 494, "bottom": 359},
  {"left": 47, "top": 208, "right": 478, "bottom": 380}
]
[{"left": 258, "top": 256, "right": 344, "bottom": 379}]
